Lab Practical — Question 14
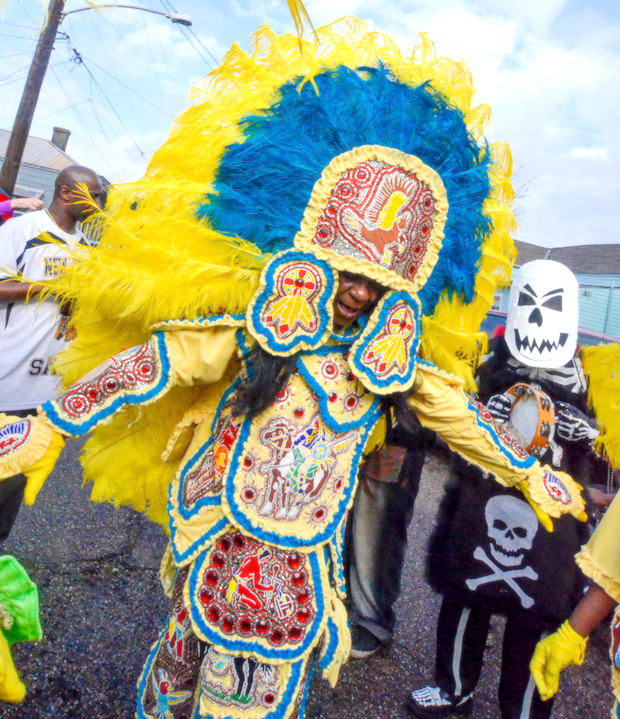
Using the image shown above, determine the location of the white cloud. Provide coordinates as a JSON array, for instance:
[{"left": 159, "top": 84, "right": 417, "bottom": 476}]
[{"left": 1, "top": 0, "right": 619, "bottom": 246}]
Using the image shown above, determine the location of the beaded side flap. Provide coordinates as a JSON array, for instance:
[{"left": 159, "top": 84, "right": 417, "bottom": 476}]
[
  {"left": 246, "top": 251, "right": 336, "bottom": 356},
  {"left": 349, "top": 291, "right": 421, "bottom": 395}
]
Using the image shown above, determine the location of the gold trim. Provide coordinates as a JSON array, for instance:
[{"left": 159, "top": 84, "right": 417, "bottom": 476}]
[{"left": 294, "top": 145, "right": 448, "bottom": 294}]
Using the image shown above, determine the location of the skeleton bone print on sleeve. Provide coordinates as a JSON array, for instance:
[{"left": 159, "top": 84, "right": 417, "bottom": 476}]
[
  {"left": 505, "top": 260, "right": 579, "bottom": 370},
  {"left": 466, "top": 495, "right": 539, "bottom": 609}
]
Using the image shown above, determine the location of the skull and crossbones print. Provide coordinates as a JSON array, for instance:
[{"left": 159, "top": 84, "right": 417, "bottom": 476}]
[{"left": 466, "top": 495, "right": 539, "bottom": 609}]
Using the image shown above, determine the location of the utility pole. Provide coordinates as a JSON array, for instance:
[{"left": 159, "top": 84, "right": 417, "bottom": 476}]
[{"left": 0, "top": 0, "right": 66, "bottom": 196}]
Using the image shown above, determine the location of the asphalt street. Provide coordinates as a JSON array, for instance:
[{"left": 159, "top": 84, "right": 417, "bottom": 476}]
[{"left": 1, "top": 440, "right": 612, "bottom": 718}]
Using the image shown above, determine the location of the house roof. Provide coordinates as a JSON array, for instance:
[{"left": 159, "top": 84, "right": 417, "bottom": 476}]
[
  {"left": 0, "top": 129, "right": 76, "bottom": 171},
  {"left": 514, "top": 240, "right": 620, "bottom": 275},
  {"left": 513, "top": 240, "right": 549, "bottom": 266}
]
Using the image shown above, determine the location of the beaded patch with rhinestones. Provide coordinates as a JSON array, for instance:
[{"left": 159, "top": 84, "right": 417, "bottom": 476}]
[
  {"left": 57, "top": 340, "right": 159, "bottom": 420},
  {"left": 0, "top": 420, "right": 32, "bottom": 457},
  {"left": 247, "top": 251, "right": 336, "bottom": 355}
]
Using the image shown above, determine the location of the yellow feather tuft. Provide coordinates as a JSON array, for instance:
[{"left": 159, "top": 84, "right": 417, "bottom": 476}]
[{"left": 580, "top": 343, "right": 620, "bottom": 470}]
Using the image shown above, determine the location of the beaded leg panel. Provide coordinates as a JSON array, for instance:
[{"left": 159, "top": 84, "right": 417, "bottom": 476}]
[
  {"left": 196, "top": 645, "right": 315, "bottom": 719},
  {"left": 138, "top": 567, "right": 206, "bottom": 719}
]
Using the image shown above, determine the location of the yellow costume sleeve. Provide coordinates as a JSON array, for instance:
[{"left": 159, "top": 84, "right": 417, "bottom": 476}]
[
  {"left": 0, "top": 327, "right": 238, "bottom": 480},
  {"left": 408, "top": 363, "right": 585, "bottom": 519},
  {"left": 576, "top": 492, "right": 620, "bottom": 603}
]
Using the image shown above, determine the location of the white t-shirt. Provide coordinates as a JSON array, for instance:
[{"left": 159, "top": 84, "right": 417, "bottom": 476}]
[{"left": 0, "top": 210, "right": 86, "bottom": 410}]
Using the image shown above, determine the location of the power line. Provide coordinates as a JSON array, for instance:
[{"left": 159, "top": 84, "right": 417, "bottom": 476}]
[
  {"left": 0, "top": 63, "right": 33, "bottom": 84},
  {"left": 70, "top": 48, "right": 146, "bottom": 158},
  {"left": 82, "top": 12, "right": 164, "bottom": 138},
  {"left": 140, "top": 8, "right": 167, "bottom": 114},
  {"left": 0, "top": 52, "right": 35, "bottom": 60},
  {"left": 158, "top": 0, "right": 215, "bottom": 68},
  {"left": 0, "top": 34, "right": 37, "bottom": 40},
  {"left": 70, "top": 48, "right": 172, "bottom": 119},
  {"left": 148, "top": 0, "right": 180, "bottom": 115},
  {"left": 1, "top": 22, "right": 38, "bottom": 30},
  {"left": 48, "top": 63, "right": 123, "bottom": 180},
  {"left": 35, "top": 100, "right": 89, "bottom": 120},
  {"left": 161, "top": 0, "right": 219, "bottom": 65},
  {"left": 54, "top": 48, "right": 146, "bottom": 172}
]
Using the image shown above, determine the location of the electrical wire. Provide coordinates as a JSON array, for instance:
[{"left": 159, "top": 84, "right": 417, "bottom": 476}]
[
  {"left": 0, "top": 51, "right": 35, "bottom": 60},
  {"left": 79, "top": 52, "right": 172, "bottom": 118},
  {"left": 0, "top": 62, "right": 32, "bottom": 83},
  {"left": 1, "top": 22, "right": 38, "bottom": 30},
  {"left": 48, "top": 63, "right": 126, "bottom": 180},
  {"left": 0, "top": 34, "right": 36, "bottom": 40},
  {"left": 75, "top": 55, "right": 146, "bottom": 158},
  {"left": 140, "top": 9, "right": 168, "bottom": 114},
  {"left": 148, "top": 0, "right": 181, "bottom": 115},
  {"left": 158, "top": 0, "right": 214, "bottom": 68},
  {"left": 82, "top": 12, "right": 169, "bottom": 136},
  {"left": 35, "top": 100, "right": 89, "bottom": 120}
]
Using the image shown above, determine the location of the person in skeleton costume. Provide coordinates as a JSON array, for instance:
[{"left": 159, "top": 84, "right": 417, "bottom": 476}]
[
  {"left": 407, "top": 259, "right": 605, "bottom": 719},
  {"left": 0, "top": 23, "right": 586, "bottom": 718}
]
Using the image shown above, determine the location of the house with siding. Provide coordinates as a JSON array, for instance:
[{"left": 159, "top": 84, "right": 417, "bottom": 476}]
[
  {"left": 0, "top": 128, "right": 109, "bottom": 207},
  {"left": 487, "top": 241, "right": 620, "bottom": 344}
]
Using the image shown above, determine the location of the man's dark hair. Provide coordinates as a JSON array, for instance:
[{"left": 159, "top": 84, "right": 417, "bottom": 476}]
[{"left": 234, "top": 342, "right": 420, "bottom": 433}]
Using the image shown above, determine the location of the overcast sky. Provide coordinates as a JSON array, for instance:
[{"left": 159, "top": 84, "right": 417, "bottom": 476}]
[{"left": 1, "top": 0, "right": 619, "bottom": 248}]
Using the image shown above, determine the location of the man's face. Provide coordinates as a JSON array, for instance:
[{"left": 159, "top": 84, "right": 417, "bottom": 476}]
[
  {"left": 64, "top": 176, "right": 104, "bottom": 221},
  {"left": 332, "top": 271, "right": 384, "bottom": 329}
]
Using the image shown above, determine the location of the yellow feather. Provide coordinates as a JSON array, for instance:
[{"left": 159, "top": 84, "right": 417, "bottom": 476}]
[{"left": 581, "top": 343, "right": 620, "bottom": 470}]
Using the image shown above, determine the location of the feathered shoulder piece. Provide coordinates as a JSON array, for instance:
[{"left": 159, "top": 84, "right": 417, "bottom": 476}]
[
  {"left": 49, "top": 19, "right": 516, "bottom": 522},
  {"left": 581, "top": 343, "right": 620, "bottom": 469}
]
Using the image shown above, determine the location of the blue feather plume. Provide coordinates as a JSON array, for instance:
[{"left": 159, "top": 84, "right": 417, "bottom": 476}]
[{"left": 197, "top": 66, "right": 491, "bottom": 315}]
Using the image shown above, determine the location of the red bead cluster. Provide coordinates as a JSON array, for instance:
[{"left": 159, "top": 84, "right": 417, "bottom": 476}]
[
  {"left": 59, "top": 341, "right": 158, "bottom": 419},
  {"left": 198, "top": 532, "right": 315, "bottom": 647}
]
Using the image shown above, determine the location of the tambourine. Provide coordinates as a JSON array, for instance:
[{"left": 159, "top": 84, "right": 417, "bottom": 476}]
[{"left": 504, "top": 383, "right": 555, "bottom": 458}]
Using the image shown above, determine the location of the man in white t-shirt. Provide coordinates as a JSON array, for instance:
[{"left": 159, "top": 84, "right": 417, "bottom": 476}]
[{"left": 0, "top": 165, "right": 103, "bottom": 539}]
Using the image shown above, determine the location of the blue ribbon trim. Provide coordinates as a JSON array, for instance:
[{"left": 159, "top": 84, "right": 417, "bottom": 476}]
[
  {"left": 42, "top": 332, "right": 171, "bottom": 436},
  {"left": 296, "top": 355, "right": 381, "bottom": 432},
  {"left": 135, "top": 625, "right": 167, "bottom": 718},
  {"left": 247, "top": 251, "right": 336, "bottom": 354},
  {"left": 318, "top": 617, "right": 340, "bottom": 675},
  {"left": 328, "top": 522, "right": 347, "bottom": 597},
  {"left": 169, "top": 515, "right": 230, "bottom": 567},
  {"left": 350, "top": 291, "right": 420, "bottom": 390},
  {"left": 224, "top": 415, "right": 378, "bottom": 549},
  {"left": 187, "top": 548, "right": 325, "bottom": 662}
]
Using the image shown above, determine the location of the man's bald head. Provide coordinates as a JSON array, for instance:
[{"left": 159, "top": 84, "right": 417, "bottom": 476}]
[
  {"left": 53, "top": 165, "right": 104, "bottom": 222},
  {"left": 54, "top": 165, "right": 100, "bottom": 194}
]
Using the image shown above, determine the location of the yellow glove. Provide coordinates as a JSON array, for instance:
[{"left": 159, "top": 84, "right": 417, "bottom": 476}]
[
  {"left": 516, "top": 480, "right": 554, "bottom": 532},
  {"left": 23, "top": 431, "right": 65, "bottom": 505},
  {"left": 530, "top": 620, "right": 587, "bottom": 700},
  {"left": 0, "top": 631, "right": 25, "bottom": 703}
]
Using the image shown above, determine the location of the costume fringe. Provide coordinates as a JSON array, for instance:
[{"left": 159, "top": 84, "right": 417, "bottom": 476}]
[
  {"left": 581, "top": 343, "right": 620, "bottom": 470},
  {"left": 44, "top": 20, "right": 515, "bottom": 522}
]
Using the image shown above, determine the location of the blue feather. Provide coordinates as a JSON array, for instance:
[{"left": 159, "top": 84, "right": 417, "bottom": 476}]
[{"left": 197, "top": 66, "right": 491, "bottom": 315}]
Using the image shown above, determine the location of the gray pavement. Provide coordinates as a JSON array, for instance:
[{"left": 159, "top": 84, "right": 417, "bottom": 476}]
[{"left": 1, "top": 442, "right": 612, "bottom": 718}]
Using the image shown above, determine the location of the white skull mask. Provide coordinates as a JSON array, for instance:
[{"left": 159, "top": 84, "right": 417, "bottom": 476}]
[
  {"left": 506, "top": 260, "right": 579, "bottom": 368},
  {"left": 485, "top": 495, "right": 538, "bottom": 567}
]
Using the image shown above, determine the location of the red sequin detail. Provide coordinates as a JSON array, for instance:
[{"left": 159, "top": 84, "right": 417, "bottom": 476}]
[
  {"left": 197, "top": 533, "right": 315, "bottom": 647},
  {"left": 59, "top": 341, "right": 159, "bottom": 419},
  {"left": 309, "top": 160, "right": 438, "bottom": 282}
]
